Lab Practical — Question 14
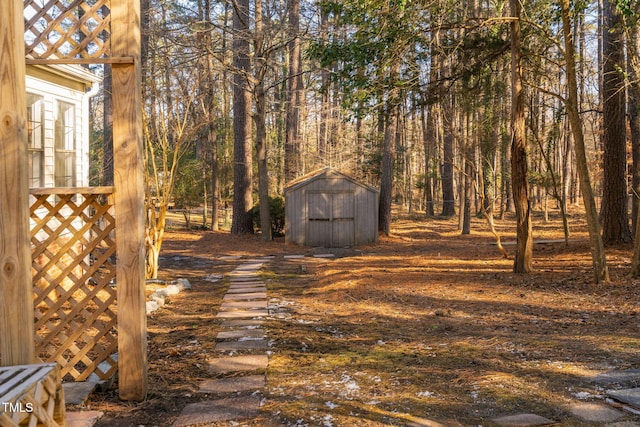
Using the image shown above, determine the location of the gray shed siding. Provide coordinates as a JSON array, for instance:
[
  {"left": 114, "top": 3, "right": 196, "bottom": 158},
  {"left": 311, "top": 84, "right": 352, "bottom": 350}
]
[{"left": 285, "top": 169, "right": 379, "bottom": 247}]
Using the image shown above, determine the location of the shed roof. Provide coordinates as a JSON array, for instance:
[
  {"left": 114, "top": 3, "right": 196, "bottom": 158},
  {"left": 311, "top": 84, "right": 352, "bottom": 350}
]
[{"left": 284, "top": 167, "right": 379, "bottom": 194}]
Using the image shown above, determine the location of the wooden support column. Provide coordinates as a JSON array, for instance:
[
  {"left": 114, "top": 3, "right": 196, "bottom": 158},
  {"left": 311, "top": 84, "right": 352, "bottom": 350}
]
[
  {"left": 111, "top": 0, "right": 147, "bottom": 400},
  {"left": 0, "top": 0, "right": 35, "bottom": 365}
]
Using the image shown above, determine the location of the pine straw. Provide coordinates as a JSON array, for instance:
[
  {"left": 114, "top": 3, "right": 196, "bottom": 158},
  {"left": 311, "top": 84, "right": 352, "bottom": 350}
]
[{"left": 89, "top": 210, "right": 640, "bottom": 426}]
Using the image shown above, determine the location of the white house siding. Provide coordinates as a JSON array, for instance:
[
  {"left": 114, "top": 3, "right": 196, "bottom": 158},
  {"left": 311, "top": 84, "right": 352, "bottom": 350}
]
[
  {"left": 26, "top": 64, "right": 97, "bottom": 189},
  {"left": 26, "top": 65, "right": 101, "bottom": 279}
]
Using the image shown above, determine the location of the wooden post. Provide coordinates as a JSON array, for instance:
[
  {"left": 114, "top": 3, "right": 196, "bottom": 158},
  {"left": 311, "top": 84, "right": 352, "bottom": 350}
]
[
  {"left": 0, "top": 0, "right": 35, "bottom": 365},
  {"left": 111, "top": 0, "right": 147, "bottom": 400}
]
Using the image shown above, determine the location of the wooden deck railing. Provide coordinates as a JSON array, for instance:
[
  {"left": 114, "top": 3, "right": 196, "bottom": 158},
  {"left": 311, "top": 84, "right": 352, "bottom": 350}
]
[{"left": 30, "top": 187, "right": 118, "bottom": 382}]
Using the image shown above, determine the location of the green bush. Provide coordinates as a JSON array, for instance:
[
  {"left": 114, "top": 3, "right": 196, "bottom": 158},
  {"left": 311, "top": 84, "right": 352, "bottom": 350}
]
[{"left": 253, "top": 196, "right": 285, "bottom": 236}]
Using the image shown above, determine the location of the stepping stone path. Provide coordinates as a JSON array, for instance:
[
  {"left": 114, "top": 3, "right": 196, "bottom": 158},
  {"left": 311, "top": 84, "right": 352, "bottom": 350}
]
[
  {"left": 492, "top": 413, "right": 556, "bottom": 427},
  {"left": 172, "top": 259, "right": 271, "bottom": 427},
  {"left": 65, "top": 411, "right": 104, "bottom": 427},
  {"left": 568, "top": 402, "right": 625, "bottom": 423},
  {"left": 595, "top": 369, "right": 640, "bottom": 418},
  {"left": 171, "top": 256, "right": 640, "bottom": 427},
  {"left": 608, "top": 388, "right": 640, "bottom": 410},
  {"left": 490, "top": 369, "right": 640, "bottom": 427}
]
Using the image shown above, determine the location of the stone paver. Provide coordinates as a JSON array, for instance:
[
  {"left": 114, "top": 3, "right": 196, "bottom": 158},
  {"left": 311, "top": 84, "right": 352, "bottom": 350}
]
[
  {"left": 228, "top": 281, "right": 265, "bottom": 286},
  {"left": 404, "top": 416, "right": 448, "bottom": 426},
  {"left": 227, "top": 286, "right": 267, "bottom": 294},
  {"left": 492, "top": 413, "right": 556, "bottom": 426},
  {"left": 199, "top": 375, "right": 265, "bottom": 394},
  {"left": 229, "top": 283, "right": 264, "bottom": 288},
  {"left": 220, "top": 319, "right": 264, "bottom": 328},
  {"left": 227, "top": 288, "right": 267, "bottom": 294},
  {"left": 231, "top": 271, "right": 261, "bottom": 277},
  {"left": 608, "top": 388, "right": 640, "bottom": 409},
  {"left": 215, "top": 339, "right": 268, "bottom": 351},
  {"left": 228, "top": 282, "right": 265, "bottom": 287},
  {"left": 313, "top": 253, "right": 335, "bottom": 258},
  {"left": 229, "top": 280, "right": 264, "bottom": 284},
  {"left": 236, "top": 260, "right": 263, "bottom": 265},
  {"left": 225, "top": 291, "right": 267, "bottom": 298},
  {"left": 593, "top": 370, "right": 640, "bottom": 385},
  {"left": 217, "top": 328, "right": 265, "bottom": 339},
  {"left": 221, "top": 300, "right": 268, "bottom": 310},
  {"left": 229, "top": 275, "right": 263, "bottom": 281},
  {"left": 568, "top": 402, "right": 625, "bottom": 422},
  {"left": 65, "top": 411, "right": 104, "bottom": 427},
  {"left": 172, "top": 396, "right": 261, "bottom": 426},
  {"left": 224, "top": 291, "right": 268, "bottom": 300},
  {"left": 63, "top": 381, "right": 99, "bottom": 405},
  {"left": 229, "top": 281, "right": 262, "bottom": 286},
  {"left": 216, "top": 309, "right": 268, "bottom": 318},
  {"left": 175, "top": 259, "right": 270, "bottom": 425},
  {"left": 208, "top": 354, "right": 269, "bottom": 373},
  {"left": 234, "top": 263, "right": 262, "bottom": 269}
]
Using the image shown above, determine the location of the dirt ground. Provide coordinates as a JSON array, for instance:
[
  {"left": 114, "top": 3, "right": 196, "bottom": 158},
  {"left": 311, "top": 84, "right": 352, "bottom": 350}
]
[{"left": 87, "top": 208, "right": 640, "bottom": 426}]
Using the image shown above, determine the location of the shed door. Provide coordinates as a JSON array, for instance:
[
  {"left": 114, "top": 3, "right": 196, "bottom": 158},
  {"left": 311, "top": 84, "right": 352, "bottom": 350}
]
[{"left": 307, "top": 192, "right": 355, "bottom": 247}]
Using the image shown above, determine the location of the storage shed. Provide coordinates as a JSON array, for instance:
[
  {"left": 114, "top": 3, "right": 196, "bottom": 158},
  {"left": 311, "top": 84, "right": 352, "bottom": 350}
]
[{"left": 285, "top": 168, "right": 379, "bottom": 247}]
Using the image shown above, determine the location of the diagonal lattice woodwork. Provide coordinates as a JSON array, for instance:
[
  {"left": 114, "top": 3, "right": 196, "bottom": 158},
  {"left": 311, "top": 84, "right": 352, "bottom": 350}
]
[
  {"left": 30, "top": 188, "right": 118, "bottom": 382},
  {"left": 24, "top": 0, "right": 111, "bottom": 60}
]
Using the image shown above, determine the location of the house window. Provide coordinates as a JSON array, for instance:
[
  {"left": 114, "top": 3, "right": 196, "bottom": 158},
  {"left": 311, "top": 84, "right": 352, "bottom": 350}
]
[
  {"left": 27, "top": 93, "right": 44, "bottom": 187},
  {"left": 55, "top": 101, "right": 76, "bottom": 187}
]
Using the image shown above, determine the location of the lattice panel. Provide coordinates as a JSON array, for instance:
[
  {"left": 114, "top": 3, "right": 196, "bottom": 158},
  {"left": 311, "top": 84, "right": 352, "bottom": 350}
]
[
  {"left": 30, "top": 190, "right": 118, "bottom": 382},
  {"left": 24, "top": 0, "right": 111, "bottom": 60}
]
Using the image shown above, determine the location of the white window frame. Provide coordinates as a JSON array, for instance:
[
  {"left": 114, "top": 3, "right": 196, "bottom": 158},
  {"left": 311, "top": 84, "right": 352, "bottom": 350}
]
[
  {"left": 54, "top": 100, "right": 77, "bottom": 188},
  {"left": 27, "top": 92, "right": 45, "bottom": 188}
]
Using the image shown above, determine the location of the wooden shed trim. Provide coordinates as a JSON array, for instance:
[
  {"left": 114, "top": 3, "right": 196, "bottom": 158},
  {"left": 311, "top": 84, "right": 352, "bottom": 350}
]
[{"left": 284, "top": 167, "right": 379, "bottom": 194}]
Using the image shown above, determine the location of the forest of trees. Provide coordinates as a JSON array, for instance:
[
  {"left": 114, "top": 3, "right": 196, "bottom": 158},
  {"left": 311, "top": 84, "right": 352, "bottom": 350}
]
[{"left": 88, "top": 0, "right": 640, "bottom": 283}]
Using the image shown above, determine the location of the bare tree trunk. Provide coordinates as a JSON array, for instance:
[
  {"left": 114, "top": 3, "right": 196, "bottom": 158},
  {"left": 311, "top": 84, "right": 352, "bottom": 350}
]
[
  {"left": 254, "top": 0, "right": 272, "bottom": 241},
  {"left": 510, "top": 0, "right": 533, "bottom": 273},
  {"left": 284, "top": 0, "right": 302, "bottom": 182},
  {"left": 208, "top": 126, "right": 218, "bottom": 230},
  {"left": 626, "top": 22, "right": 640, "bottom": 275},
  {"left": 231, "top": 0, "right": 254, "bottom": 234},
  {"left": 482, "top": 64, "right": 506, "bottom": 217},
  {"left": 274, "top": 61, "right": 287, "bottom": 193},
  {"left": 215, "top": 0, "right": 232, "bottom": 230},
  {"left": 204, "top": 0, "right": 219, "bottom": 232},
  {"left": 500, "top": 130, "right": 511, "bottom": 218},
  {"left": 461, "top": 109, "right": 472, "bottom": 234},
  {"left": 630, "top": 36, "right": 640, "bottom": 238},
  {"left": 196, "top": 0, "right": 217, "bottom": 231},
  {"left": 462, "top": 158, "right": 473, "bottom": 234},
  {"left": 379, "top": 103, "right": 399, "bottom": 235},
  {"left": 601, "top": 0, "right": 632, "bottom": 244},
  {"left": 421, "top": 103, "right": 435, "bottom": 217},
  {"left": 441, "top": 103, "right": 456, "bottom": 217},
  {"left": 356, "top": 108, "right": 365, "bottom": 173},
  {"left": 560, "top": 0, "right": 609, "bottom": 283},
  {"left": 319, "top": 8, "right": 330, "bottom": 163},
  {"left": 423, "top": 27, "right": 440, "bottom": 217},
  {"left": 103, "top": 65, "right": 113, "bottom": 185}
]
